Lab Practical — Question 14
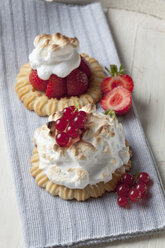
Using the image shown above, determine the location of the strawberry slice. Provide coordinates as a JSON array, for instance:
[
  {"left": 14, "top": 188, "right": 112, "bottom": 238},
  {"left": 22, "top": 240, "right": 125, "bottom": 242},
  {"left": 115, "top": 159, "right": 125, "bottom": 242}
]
[
  {"left": 101, "top": 65, "right": 134, "bottom": 94},
  {"left": 46, "top": 74, "right": 67, "bottom": 99},
  {"left": 67, "top": 69, "right": 89, "bottom": 96},
  {"left": 78, "top": 56, "right": 91, "bottom": 78},
  {"left": 29, "top": 69, "right": 49, "bottom": 91},
  {"left": 101, "top": 86, "right": 132, "bottom": 115}
]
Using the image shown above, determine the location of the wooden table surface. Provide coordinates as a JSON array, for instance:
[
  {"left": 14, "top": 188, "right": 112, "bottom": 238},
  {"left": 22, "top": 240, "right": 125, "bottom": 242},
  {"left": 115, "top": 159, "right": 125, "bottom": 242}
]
[{"left": 0, "top": 1, "right": 165, "bottom": 247}]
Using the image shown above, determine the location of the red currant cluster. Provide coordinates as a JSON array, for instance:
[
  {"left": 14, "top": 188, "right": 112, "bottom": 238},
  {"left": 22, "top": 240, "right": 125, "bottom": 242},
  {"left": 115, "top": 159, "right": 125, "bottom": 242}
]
[
  {"left": 55, "top": 106, "right": 88, "bottom": 147},
  {"left": 116, "top": 172, "right": 151, "bottom": 208}
]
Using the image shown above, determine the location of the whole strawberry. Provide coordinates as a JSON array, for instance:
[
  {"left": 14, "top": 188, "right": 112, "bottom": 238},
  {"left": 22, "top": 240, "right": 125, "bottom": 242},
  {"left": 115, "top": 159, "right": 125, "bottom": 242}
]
[
  {"left": 29, "top": 69, "right": 49, "bottom": 91},
  {"left": 78, "top": 56, "right": 91, "bottom": 78},
  {"left": 46, "top": 74, "right": 67, "bottom": 99},
  {"left": 67, "top": 69, "right": 89, "bottom": 96},
  {"left": 101, "top": 65, "right": 134, "bottom": 94}
]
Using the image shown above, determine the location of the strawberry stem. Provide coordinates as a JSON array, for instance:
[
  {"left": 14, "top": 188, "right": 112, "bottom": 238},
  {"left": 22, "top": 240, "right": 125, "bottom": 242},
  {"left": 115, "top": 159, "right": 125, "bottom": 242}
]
[
  {"left": 74, "top": 102, "right": 80, "bottom": 113},
  {"left": 104, "top": 109, "right": 116, "bottom": 119},
  {"left": 134, "top": 172, "right": 139, "bottom": 184}
]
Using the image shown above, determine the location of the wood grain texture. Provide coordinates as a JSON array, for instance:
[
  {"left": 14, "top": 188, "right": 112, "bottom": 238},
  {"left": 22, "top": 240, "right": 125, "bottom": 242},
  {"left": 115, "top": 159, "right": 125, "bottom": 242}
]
[
  {"left": 0, "top": 1, "right": 165, "bottom": 247},
  {"left": 104, "top": 7, "right": 165, "bottom": 248},
  {"left": 106, "top": 8, "right": 165, "bottom": 184},
  {"left": 46, "top": 0, "right": 165, "bottom": 20}
]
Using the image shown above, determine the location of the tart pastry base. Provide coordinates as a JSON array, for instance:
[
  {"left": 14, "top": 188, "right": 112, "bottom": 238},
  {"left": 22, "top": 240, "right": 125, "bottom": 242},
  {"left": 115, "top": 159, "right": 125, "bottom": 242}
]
[
  {"left": 30, "top": 146, "right": 132, "bottom": 201},
  {"left": 15, "top": 54, "right": 106, "bottom": 116}
]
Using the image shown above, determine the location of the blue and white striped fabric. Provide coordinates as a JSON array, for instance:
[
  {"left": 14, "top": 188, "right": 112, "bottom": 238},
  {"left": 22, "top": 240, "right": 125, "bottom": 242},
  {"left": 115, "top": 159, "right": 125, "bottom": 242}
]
[{"left": 0, "top": 1, "right": 165, "bottom": 247}]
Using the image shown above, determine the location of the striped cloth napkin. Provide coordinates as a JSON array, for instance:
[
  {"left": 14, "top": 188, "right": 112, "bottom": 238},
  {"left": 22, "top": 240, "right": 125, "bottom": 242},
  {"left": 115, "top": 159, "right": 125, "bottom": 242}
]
[{"left": 0, "top": 0, "right": 165, "bottom": 247}]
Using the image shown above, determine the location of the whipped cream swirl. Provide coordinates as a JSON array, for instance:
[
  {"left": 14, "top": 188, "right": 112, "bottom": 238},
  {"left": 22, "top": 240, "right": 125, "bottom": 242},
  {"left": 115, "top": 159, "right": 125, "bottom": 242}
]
[
  {"left": 33, "top": 106, "right": 130, "bottom": 189},
  {"left": 29, "top": 33, "right": 81, "bottom": 80}
]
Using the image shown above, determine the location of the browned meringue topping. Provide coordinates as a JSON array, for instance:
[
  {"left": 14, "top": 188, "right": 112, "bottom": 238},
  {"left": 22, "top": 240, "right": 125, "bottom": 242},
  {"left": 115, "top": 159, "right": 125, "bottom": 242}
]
[
  {"left": 33, "top": 104, "right": 130, "bottom": 189},
  {"left": 34, "top": 33, "right": 79, "bottom": 51}
]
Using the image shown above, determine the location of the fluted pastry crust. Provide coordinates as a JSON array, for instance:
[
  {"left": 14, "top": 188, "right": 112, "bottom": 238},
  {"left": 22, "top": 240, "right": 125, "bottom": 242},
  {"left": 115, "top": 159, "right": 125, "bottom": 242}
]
[
  {"left": 15, "top": 54, "right": 106, "bottom": 116},
  {"left": 30, "top": 145, "right": 132, "bottom": 201}
]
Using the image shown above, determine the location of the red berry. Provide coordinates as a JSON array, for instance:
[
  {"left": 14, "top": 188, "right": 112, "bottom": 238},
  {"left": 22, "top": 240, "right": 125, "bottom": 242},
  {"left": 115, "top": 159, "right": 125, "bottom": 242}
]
[
  {"left": 117, "top": 196, "right": 129, "bottom": 208},
  {"left": 137, "top": 172, "right": 150, "bottom": 185},
  {"left": 101, "top": 75, "right": 134, "bottom": 94},
  {"left": 63, "top": 106, "right": 78, "bottom": 120},
  {"left": 56, "top": 132, "right": 69, "bottom": 147},
  {"left": 46, "top": 74, "right": 67, "bottom": 99},
  {"left": 120, "top": 173, "right": 134, "bottom": 186},
  {"left": 29, "top": 69, "right": 49, "bottom": 91},
  {"left": 71, "top": 115, "right": 85, "bottom": 129},
  {"left": 116, "top": 183, "right": 130, "bottom": 197},
  {"left": 129, "top": 188, "right": 142, "bottom": 202},
  {"left": 101, "top": 64, "right": 134, "bottom": 94},
  {"left": 68, "top": 106, "right": 76, "bottom": 112},
  {"left": 66, "top": 125, "right": 80, "bottom": 138},
  {"left": 67, "top": 69, "right": 89, "bottom": 96},
  {"left": 135, "top": 182, "right": 147, "bottom": 198},
  {"left": 78, "top": 111, "right": 88, "bottom": 122},
  {"left": 55, "top": 117, "right": 68, "bottom": 131},
  {"left": 78, "top": 56, "right": 91, "bottom": 78},
  {"left": 100, "top": 86, "right": 132, "bottom": 115}
]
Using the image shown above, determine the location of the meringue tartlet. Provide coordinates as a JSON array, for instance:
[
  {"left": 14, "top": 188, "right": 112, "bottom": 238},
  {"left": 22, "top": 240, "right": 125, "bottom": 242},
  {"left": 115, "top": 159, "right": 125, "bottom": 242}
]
[
  {"left": 15, "top": 33, "right": 106, "bottom": 116},
  {"left": 30, "top": 104, "right": 132, "bottom": 201}
]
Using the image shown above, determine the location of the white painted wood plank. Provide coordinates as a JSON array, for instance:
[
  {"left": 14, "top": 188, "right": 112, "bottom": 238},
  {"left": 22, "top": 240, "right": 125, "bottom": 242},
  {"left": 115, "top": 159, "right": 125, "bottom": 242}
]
[
  {"left": 45, "top": 0, "right": 165, "bottom": 20},
  {"left": 102, "top": 7, "right": 165, "bottom": 248},
  {"left": 0, "top": 104, "right": 25, "bottom": 248},
  {"left": 106, "top": 8, "right": 165, "bottom": 183}
]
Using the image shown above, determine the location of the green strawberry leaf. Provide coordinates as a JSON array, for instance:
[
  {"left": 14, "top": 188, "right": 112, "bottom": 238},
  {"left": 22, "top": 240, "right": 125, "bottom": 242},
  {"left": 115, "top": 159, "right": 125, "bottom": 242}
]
[{"left": 105, "top": 64, "right": 126, "bottom": 77}]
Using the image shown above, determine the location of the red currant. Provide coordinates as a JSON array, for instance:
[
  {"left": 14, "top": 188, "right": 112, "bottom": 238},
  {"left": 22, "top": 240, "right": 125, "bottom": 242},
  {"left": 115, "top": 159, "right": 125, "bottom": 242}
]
[
  {"left": 137, "top": 172, "right": 150, "bottom": 185},
  {"left": 120, "top": 173, "right": 134, "bottom": 186},
  {"left": 55, "top": 117, "right": 68, "bottom": 131},
  {"left": 71, "top": 115, "right": 85, "bottom": 129},
  {"left": 66, "top": 125, "right": 80, "bottom": 138},
  {"left": 117, "top": 196, "right": 129, "bottom": 208},
  {"left": 63, "top": 106, "right": 78, "bottom": 120},
  {"left": 78, "top": 111, "right": 88, "bottom": 122},
  {"left": 135, "top": 182, "right": 147, "bottom": 198},
  {"left": 68, "top": 106, "right": 75, "bottom": 112},
  {"left": 129, "top": 188, "right": 142, "bottom": 202},
  {"left": 56, "top": 132, "right": 69, "bottom": 147},
  {"left": 116, "top": 183, "right": 130, "bottom": 197}
]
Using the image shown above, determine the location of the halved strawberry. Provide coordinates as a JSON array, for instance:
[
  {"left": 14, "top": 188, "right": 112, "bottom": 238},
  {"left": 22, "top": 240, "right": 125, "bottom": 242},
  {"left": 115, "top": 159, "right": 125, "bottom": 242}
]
[
  {"left": 46, "top": 74, "right": 67, "bottom": 99},
  {"left": 101, "top": 86, "right": 132, "bottom": 115},
  {"left": 101, "top": 65, "right": 134, "bottom": 94},
  {"left": 67, "top": 69, "right": 88, "bottom": 96},
  {"left": 78, "top": 56, "right": 91, "bottom": 78},
  {"left": 29, "top": 69, "right": 49, "bottom": 91}
]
